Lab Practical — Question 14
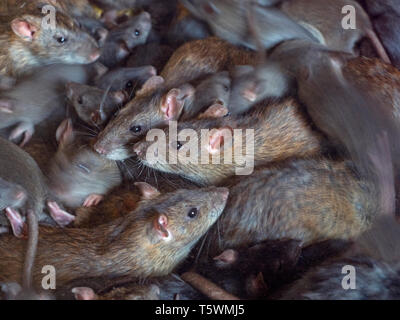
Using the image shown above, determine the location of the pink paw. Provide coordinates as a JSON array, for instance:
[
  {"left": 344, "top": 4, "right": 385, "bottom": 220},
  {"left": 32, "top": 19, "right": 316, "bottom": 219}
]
[
  {"left": 47, "top": 202, "right": 75, "bottom": 227},
  {"left": 5, "top": 208, "right": 27, "bottom": 238},
  {"left": 83, "top": 194, "right": 104, "bottom": 208}
]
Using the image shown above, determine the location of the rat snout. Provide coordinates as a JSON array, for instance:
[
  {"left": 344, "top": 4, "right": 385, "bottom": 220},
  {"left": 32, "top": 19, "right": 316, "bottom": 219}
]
[
  {"left": 65, "top": 83, "right": 75, "bottom": 99},
  {"left": 14, "top": 190, "right": 26, "bottom": 202},
  {"left": 133, "top": 142, "right": 147, "bottom": 158},
  {"left": 89, "top": 49, "right": 101, "bottom": 63},
  {"left": 94, "top": 143, "right": 109, "bottom": 156}
]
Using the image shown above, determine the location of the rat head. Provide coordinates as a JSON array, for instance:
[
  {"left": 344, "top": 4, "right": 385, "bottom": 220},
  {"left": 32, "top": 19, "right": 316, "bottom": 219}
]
[
  {"left": 95, "top": 66, "right": 157, "bottom": 97},
  {"left": 48, "top": 119, "right": 122, "bottom": 208},
  {"left": 133, "top": 105, "right": 246, "bottom": 186},
  {"left": 112, "top": 11, "right": 152, "bottom": 50},
  {"left": 10, "top": 8, "right": 100, "bottom": 66},
  {"left": 130, "top": 183, "right": 229, "bottom": 275},
  {"left": 66, "top": 82, "right": 127, "bottom": 126},
  {"left": 0, "top": 178, "right": 27, "bottom": 212},
  {"left": 94, "top": 76, "right": 195, "bottom": 160}
]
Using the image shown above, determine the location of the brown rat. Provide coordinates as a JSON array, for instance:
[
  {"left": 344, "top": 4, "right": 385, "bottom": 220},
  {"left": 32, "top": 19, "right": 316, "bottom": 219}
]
[
  {"left": 133, "top": 98, "right": 323, "bottom": 186},
  {"left": 0, "top": 4, "right": 100, "bottom": 77},
  {"left": 94, "top": 37, "right": 256, "bottom": 160},
  {"left": 0, "top": 64, "right": 92, "bottom": 147},
  {"left": 47, "top": 119, "right": 122, "bottom": 209},
  {"left": 0, "top": 183, "right": 229, "bottom": 288},
  {"left": 198, "top": 158, "right": 379, "bottom": 259}
]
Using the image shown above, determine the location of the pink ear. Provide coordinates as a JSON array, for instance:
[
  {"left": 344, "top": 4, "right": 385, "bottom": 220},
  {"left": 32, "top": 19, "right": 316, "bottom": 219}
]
[
  {"left": 134, "top": 182, "right": 161, "bottom": 200},
  {"left": 208, "top": 127, "right": 233, "bottom": 154},
  {"left": 0, "top": 100, "right": 14, "bottom": 114},
  {"left": 11, "top": 19, "right": 37, "bottom": 41},
  {"left": 56, "top": 119, "right": 75, "bottom": 146},
  {"left": 213, "top": 249, "right": 238, "bottom": 265},
  {"left": 136, "top": 76, "right": 164, "bottom": 96},
  {"left": 198, "top": 104, "right": 229, "bottom": 119},
  {"left": 113, "top": 91, "right": 127, "bottom": 104},
  {"left": 161, "top": 85, "right": 194, "bottom": 121},
  {"left": 72, "top": 287, "right": 98, "bottom": 300},
  {"left": 153, "top": 214, "right": 170, "bottom": 240}
]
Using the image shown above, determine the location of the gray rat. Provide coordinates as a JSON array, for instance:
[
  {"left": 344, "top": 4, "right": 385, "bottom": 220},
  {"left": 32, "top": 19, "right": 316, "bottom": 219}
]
[
  {"left": 66, "top": 82, "right": 127, "bottom": 127},
  {"left": 0, "top": 64, "right": 92, "bottom": 147},
  {"left": 99, "top": 11, "right": 152, "bottom": 68},
  {"left": 47, "top": 119, "right": 122, "bottom": 209}
]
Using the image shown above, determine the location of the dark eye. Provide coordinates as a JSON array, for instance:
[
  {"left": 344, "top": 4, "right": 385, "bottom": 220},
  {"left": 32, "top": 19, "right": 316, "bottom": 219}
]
[
  {"left": 134, "top": 29, "right": 141, "bottom": 37},
  {"left": 130, "top": 125, "right": 142, "bottom": 133},
  {"left": 176, "top": 141, "right": 183, "bottom": 150},
  {"left": 77, "top": 163, "right": 91, "bottom": 174},
  {"left": 126, "top": 81, "right": 133, "bottom": 89},
  {"left": 57, "top": 36, "right": 67, "bottom": 44},
  {"left": 77, "top": 97, "right": 83, "bottom": 104},
  {"left": 187, "top": 208, "right": 198, "bottom": 219}
]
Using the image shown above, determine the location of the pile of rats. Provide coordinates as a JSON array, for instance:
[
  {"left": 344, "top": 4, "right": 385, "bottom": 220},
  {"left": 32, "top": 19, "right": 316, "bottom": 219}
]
[{"left": 0, "top": 0, "right": 400, "bottom": 300}]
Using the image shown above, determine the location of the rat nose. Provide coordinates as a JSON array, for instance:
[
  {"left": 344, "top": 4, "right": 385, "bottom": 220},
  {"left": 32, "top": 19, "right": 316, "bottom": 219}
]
[
  {"left": 65, "top": 83, "right": 74, "bottom": 98},
  {"left": 15, "top": 190, "right": 26, "bottom": 201},
  {"left": 94, "top": 142, "right": 108, "bottom": 155},
  {"left": 217, "top": 187, "right": 230, "bottom": 201},
  {"left": 89, "top": 50, "right": 101, "bottom": 62},
  {"left": 133, "top": 142, "right": 145, "bottom": 158}
]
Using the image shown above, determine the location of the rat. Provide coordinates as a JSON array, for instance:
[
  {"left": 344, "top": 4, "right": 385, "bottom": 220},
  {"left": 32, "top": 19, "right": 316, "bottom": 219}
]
[
  {"left": 0, "top": 4, "right": 100, "bottom": 77},
  {"left": 0, "top": 63, "right": 93, "bottom": 147},
  {"left": 133, "top": 98, "right": 323, "bottom": 186},
  {"left": 66, "top": 82, "right": 127, "bottom": 127},
  {"left": 0, "top": 136, "right": 75, "bottom": 298},
  {"left": 0, "top": 183, "right": 229, "bottom": 288},
  {"left": 180, "top": 0, "right": 316, "bottom": 51},
  {"left": 198, "top": 157, "right": 379, "bottom": 259},
  {"left": 99, "top": 11, "right": 152, "bottom": 68},
  {"left": 94, "top": 37, "right": 256, "bottom": 160},
  {"left": 278, "top": 0, "right": 391, "bottom": 63},
  {"left": 0, "top": 177, "right": 27, "bottom": 215},
  {"left": 359, "top": 0, "right": 400, "bottom": 68},
  {"left": 94, "top": 65, "right": 157, "bottom": 97},
  {"left": 277, "top": 212, "right": 400, "bottom": 300},
  {"left": 126, "top": 43, "right": 175, "bottom": 74},
  {"left": 47, "top": 119, "right": 122, "bottom": 209}
]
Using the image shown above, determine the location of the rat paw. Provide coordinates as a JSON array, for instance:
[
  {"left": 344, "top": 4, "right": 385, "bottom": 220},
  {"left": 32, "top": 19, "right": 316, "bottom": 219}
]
[
  {"left": 4, "top": 208, "right": 27, "bottom": 238},
  {"left": 47, "top": 202, "right": 75, "bottom": 227},
  {"left": 83, "top": 194, "right": 104, "bottom": 208}
]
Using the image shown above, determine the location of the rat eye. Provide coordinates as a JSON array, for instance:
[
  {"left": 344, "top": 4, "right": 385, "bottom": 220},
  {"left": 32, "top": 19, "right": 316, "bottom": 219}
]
[
  {"left": 130, "top": 125, "right": 142, "bottom": 133},
  {"left": 76, "top": 163, "right": 91, "bottom": 174},
  {"left": 77, "top": 97, "right": 83, "bottom": 104},
  {"left": 56, "top": 36, "right": 68, "bottom": 44},
  {"left": 134, "top": 29, "right": 141, "bottom": 37},
  {"left": 176, "top": 141, "right": 183, "bottom": 150},
  {"left": 126, "top": 81, "right": 133, "bottom": 89},
  {"left": 188, "top": 208, "right": 198, "bottom": 219}
]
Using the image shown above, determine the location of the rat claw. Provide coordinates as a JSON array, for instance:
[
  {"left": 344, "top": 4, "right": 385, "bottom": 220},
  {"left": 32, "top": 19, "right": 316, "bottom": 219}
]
[
  {"left": 83, "top": 194, "right": 104, "bottom": 208},
  {"left": 47, "top": 201, "right": 75, "bottom": 227},
  {"left": 5, "top": 208, "right": 27, "bottom": 238}
]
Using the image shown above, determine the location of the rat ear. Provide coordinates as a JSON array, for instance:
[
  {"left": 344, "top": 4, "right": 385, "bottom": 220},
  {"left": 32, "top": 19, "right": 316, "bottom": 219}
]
[
  {"left": 213, "top": 249, "right": 239, "bottom": 266},
  {"left": 0, "top": 99, "right": 14, "bottom": 114},
  {"left": 92, "top": 62, "right": 109, "bottom": 80},
  {"left": 161, "top": 84, "right": 195, "bottom": 121},
  {"left": 56, "top": 119, "right": 75, "bottom": 147},
  {"left": 150, "top": 213, "right": 170, "bottom": 242},
  {"left": 112, "top": 90, "right": 127, "bottom": 104},
  {"left": 134, "top": 182, "right": 161, "bottom": 200},
  {"left": 198, "top": 104, "right": 229, "bottom": 119},
  {"left": 72, "top": 287, "right": 99, "bottom": 301},
  {"left": 207, "top": 127, "right": 233, "bottom": 154},
  {"left": 136, "top": 76, "right": 164, "bottom": 96},
  {"left": 11, "top": 18, "right": 39, "bottom": 41}
]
